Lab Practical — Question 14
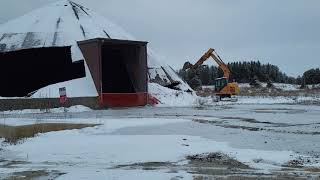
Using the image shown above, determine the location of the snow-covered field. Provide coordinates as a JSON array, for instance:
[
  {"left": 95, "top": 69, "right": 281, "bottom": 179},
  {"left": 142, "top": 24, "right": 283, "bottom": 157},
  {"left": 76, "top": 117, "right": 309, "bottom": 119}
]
[
  {"left": 239, "top": 83, "right": 301, "bottom": 91},
  {"left": 203, "top": 83, "right": 302, "bottom": 91},
  {"left": 1, "top": 102, "right": 320, "bottom": 179},
  {"left": 1, "top": 105, "right": 92, "bottom": 115}
]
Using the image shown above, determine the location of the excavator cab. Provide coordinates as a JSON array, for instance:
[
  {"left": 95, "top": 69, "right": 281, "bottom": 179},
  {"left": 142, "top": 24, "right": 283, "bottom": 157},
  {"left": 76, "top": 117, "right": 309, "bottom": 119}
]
[{"left": 214, "top": 77, "right": 228, "bottom": 92}]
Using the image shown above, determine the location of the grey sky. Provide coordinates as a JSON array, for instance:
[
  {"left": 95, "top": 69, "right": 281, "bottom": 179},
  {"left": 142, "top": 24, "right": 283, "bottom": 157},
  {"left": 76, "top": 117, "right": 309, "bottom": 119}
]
[{"left": 0, "top": 0, "right": 319, "bottom": 77}]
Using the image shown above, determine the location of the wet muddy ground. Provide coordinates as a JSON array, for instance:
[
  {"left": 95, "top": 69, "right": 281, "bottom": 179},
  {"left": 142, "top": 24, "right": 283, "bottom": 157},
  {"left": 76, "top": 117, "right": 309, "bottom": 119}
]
[
  {"left": 2, "top": 170, "right": 64, "bottom": 180},
  {"left": 111, "top": 153, "right": 320, "bottom": 180},
  {"left": 0, "top": 123, "right": 99, "bottom": 144}
]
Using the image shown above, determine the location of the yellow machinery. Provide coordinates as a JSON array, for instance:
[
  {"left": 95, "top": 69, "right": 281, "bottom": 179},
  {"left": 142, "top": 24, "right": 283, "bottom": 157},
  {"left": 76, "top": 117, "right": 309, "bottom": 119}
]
[{"left": 183, "top": 48, "right": 240, "bottom": 99}]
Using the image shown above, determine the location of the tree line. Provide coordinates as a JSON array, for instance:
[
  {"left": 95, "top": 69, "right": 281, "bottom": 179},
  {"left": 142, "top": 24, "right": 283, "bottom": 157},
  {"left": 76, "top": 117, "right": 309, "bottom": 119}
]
[
  {"left": 178, "top": 61, "right": 320, "bottom": 87},
  {"left": 299, "top": 68, "right": 320, "bottom": 87}
]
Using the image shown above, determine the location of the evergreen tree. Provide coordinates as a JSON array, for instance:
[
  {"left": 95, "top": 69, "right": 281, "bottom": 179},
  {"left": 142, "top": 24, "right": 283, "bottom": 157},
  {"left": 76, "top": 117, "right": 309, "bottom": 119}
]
[{"left": 178, "top": 60, "right": 299, "bottom": 89}]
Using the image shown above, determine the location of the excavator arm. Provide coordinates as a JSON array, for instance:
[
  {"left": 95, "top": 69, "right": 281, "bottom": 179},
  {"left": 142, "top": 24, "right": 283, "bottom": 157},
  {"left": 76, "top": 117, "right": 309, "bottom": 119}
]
[
  {"left": 183, "top": 48, "right": 230, "bottom": 79},
  {"left": 209, "top": 49, "right": 230, "bottom": 79}
]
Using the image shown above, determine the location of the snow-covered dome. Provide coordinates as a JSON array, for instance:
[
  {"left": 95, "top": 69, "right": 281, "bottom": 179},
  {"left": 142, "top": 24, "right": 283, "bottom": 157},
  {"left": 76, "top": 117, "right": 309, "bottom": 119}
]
[
  {"left": 0, "top": 0, "right": 191, "bottom": 98},
  {"left": 0, "top": 0, "right": 133, "bottom": 58}
]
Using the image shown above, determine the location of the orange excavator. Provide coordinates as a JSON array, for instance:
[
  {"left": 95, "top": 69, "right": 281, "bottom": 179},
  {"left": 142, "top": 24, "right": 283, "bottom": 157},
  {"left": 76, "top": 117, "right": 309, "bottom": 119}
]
[{"left": 183, "top": 48, "right": 240, "bottom": 100}]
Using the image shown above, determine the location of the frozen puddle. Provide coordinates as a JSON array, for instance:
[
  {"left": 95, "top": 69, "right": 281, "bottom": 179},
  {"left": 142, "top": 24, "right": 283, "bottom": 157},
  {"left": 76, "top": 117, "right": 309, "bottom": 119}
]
[{"left": 253, "top": 108, "right": 307, "bottom": 114}]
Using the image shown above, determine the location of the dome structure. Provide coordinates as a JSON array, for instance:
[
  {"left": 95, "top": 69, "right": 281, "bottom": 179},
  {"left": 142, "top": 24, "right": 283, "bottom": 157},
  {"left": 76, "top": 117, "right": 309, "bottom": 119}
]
[{"left": 0, "top": 0, "right": 192, "bottom": 108}]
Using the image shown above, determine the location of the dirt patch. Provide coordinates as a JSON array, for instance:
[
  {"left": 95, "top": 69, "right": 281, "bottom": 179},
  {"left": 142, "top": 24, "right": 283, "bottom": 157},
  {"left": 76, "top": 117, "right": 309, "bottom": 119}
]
[
  {"left": 221, "top": 117, "right": 257, "bottom": 122},
  {"left": 113, "top": 161, "right": 175, "bottom": 171},
  {"left": 113, "top": 153, "right": 253, "bottom": 177},
  {"left": 265, "top": 129, "right": 320, "bottom": 135},
  {"left": 304, "top": 167, "right": 320, "bottom": 173},
  {"left": 4, "top": 170, "right": 64, "bottom": 180},
  {"left": 284, "top": 156, "right": 320, "bottom": 168},
  {"left": 186, "top": 152, "right": 250, "bottom": 169},
  {"left": 221, "top": 117, "right": 277, "bottom": 125},
  {"left": 112, "top": 153, "right": 319, "bottom": 179},
  {"left": 194, "top": 106, "right": 234, "bottom": 111},
  {"left": 0, "top": 123, "right": 99, "bottom": 144},
  {"left": 0, "top": 160, "right": 29, "bottom": 168}
]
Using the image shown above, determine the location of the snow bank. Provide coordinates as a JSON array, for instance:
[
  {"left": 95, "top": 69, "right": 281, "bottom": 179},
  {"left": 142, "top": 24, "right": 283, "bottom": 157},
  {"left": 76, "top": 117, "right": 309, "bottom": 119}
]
[
  {"left": 1, "top": 105, "right": 92, "bottom": 115},
  {"left": 273, "top": 83, "right": 300, "bottom": 91},
  {"left": 307, "top": 84, "right": 320, "bottom": 89},
  {"left": 148, "top": 83, "right": 197, "bottom": 107},
  {"left": 206, "top": 83, "right": 301, "bottom": 91},
  {"left": 239, "top": 83, "right": 300, "bottom": 91},
  {"left": 213, "top": 96, "right": 320, "bottom": 105}
]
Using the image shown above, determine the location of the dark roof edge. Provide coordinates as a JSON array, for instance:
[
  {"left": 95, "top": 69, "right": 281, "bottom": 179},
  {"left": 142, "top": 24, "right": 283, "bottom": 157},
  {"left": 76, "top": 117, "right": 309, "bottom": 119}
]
[{"left": 77, "top": 38, "right": 148, "bottom": 46}]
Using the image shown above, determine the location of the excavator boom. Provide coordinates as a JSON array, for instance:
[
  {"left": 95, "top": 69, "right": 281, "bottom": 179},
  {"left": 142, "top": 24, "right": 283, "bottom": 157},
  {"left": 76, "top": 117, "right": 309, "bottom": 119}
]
[
  {"left": 184, "top": 48, "right": 230, "bottom": 79},
  {"left": 209, "top": 50, "right": 230, "bottom": 79},
  {"left": 192, "top": 48, "right": 214, "bottom": 69}
]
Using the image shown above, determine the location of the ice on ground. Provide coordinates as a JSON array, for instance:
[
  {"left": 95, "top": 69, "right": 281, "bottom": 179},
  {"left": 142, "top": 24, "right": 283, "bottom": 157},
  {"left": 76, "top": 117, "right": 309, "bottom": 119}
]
[{"left": 57, "top": 169, "right": 193, "bottom": 180}]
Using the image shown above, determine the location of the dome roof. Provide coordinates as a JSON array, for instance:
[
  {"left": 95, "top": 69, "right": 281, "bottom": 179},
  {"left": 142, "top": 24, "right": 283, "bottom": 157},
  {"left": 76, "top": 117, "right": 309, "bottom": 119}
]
[
  {"left": 0, "top": 0, "right": 192, "bottom": 98},
  {"left": 0, "top": 0, "right": 133, "bottom": 53}
]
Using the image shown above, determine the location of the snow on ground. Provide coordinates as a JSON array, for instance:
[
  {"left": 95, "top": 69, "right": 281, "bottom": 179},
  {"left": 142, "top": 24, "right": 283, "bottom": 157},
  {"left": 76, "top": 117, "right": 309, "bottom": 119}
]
[
  {"left": 148, "top": 90, "right": 320, "bottom": 107},
  {"left": 1, "top": 105, "right": 92, "bottom": 115},
  {"left": 57, "top": 169, "right": 193, "bottom": 180},
  {"left": 226, "top": 96, "right": 320, "bottom": 105},
  {"left": 273, "top": 83, "right": 300, "bottom": 91},
  {"left": 0, "top": 116, "right": 298, "bottom": 178},
  {"left": 148, "top": 83, "right": 197, "bottom": 107},
  {"left": 1, "top": 104, "right": 320, "bottom": 179},
  {"left": 206, "top": 83, "right": 301, "bottom": 91},
  {"left": 238, "top": 83, "right": 251, "bottom": 88},
  {"left": 307, "top": 84, "right": 320, "bottom": 89}
]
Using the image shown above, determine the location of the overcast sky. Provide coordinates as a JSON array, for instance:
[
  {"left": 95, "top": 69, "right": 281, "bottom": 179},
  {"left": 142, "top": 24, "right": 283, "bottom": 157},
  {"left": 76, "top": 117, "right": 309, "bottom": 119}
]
[{"left": 0, "top": 0, "right": 319, "bottom": 77}]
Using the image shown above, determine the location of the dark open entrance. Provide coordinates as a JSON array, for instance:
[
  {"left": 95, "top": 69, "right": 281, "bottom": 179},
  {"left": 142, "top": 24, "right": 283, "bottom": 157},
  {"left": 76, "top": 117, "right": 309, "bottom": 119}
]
[
  {"left": 0, "top": 47, "right": 85, "bottom": 97},
  {"left": 101, "top": 44, "right": 146, "bottom": 94},
  {"left": 78, "top": 38, "right": 148, "bottom": 107}
]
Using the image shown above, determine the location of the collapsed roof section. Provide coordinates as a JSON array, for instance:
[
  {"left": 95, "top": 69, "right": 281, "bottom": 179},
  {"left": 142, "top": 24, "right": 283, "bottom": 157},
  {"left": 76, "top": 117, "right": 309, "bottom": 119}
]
[{"left": 148, "top": 50, "right": 192, "bottom": 91}]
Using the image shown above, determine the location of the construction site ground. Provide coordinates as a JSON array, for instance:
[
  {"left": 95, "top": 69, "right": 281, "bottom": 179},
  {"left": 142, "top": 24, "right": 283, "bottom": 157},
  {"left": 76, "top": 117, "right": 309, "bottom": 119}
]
[{"left": 1, "top": 102, "right": 320, "bottom": 179}]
